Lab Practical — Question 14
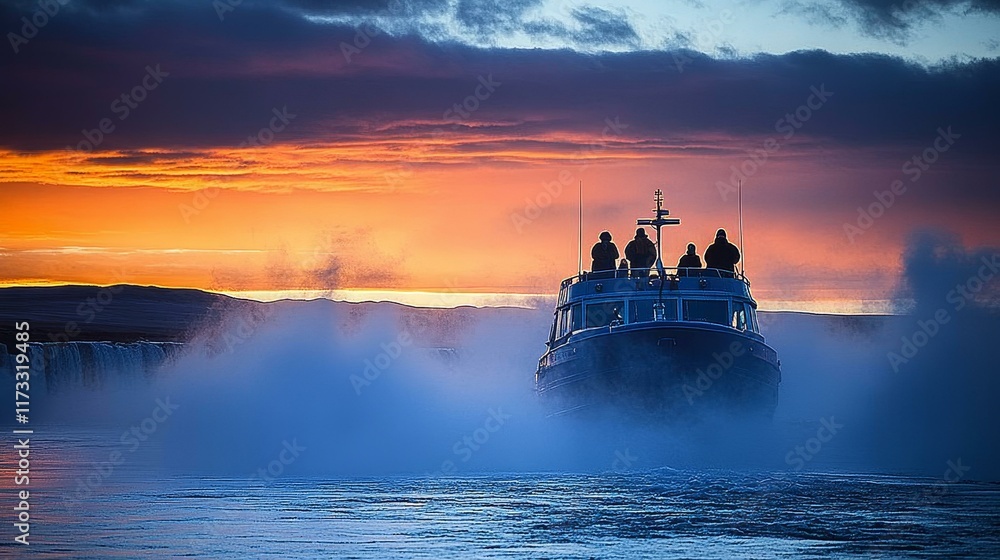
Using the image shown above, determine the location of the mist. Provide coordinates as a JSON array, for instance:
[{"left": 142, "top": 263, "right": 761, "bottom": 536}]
[{"left": 27, "top": 232, "right": 1000, "bottom": 482}]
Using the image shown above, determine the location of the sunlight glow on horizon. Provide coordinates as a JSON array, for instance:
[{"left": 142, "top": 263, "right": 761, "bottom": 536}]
[
  {"left": 0, "top": 277, "right": 901, "bottom": 315},
  {"left": 220, "top": 289, "right": 903, "bottom": 315}
]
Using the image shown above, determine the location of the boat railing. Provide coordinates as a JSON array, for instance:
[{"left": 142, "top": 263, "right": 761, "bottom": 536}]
[{"left": 560, "top": 267, "right": 749, "bottom": 289}]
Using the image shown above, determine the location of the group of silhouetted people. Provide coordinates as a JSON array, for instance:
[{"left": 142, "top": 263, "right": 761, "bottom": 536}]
[{"left": 590, "top": 227, "right": 740, "bottom": 278}]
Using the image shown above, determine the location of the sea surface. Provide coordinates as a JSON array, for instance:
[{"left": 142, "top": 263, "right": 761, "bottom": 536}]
[{"left": 7, "top": 430, "right": 1000, "bottom": 559}]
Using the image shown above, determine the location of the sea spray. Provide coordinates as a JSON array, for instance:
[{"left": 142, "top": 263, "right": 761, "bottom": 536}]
[{"left": 17, "top": 234, "right": 1000, "bottom": 480}]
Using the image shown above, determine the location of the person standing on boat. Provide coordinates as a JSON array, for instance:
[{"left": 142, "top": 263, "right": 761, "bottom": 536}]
[
  {"left": 625, "top": 228, "right": 657, "bottom": 277},
  {"left": 591, "top": 231, "right": 619, "bottom": 277},
  {"left": 677, "top": 243, "right": 703, "bottom": 269},
  {"left": 704, "top": 229, "right": 740, "bottom": 276}
]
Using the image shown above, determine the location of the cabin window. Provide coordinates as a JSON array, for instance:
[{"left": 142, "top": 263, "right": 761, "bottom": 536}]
[
  {"left": 558, "top": 304, "right": 584, "bottom": 337},
  {"left": 731, "top": 304, "right": 747, "bottom": 331},
  {"left": 558, "top": 306, "right": 578, "bottom": 338},
  {"left": 630, "top": 300, "right": 653, "bottom": 323},
  {"left": 747, "top": 304, "right": 759, "bottom": 333},
  {"left": 629, "top": 299, "right": 677, "bottom": 322},
  {"left": 586, "top": 300, "right": 624, "bottom": 328},
  {"left": 682, "top": 299, "right": 729, "bottom": 325}
]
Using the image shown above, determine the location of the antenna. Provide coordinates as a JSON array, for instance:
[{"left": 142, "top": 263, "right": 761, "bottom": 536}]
[
  {"left": 738, "top": 179, "right": 745, "bottom": 276},
  {"left": 577, "top": 180, "right": 583, "bottom": 275},
  {"left": 637, "top": 188, "right": 681, "bottom": 278},
  {"left": 637, "top": 189, "right": 681, "bottom": 321}
]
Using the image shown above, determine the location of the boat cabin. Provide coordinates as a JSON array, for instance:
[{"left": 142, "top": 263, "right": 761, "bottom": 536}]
[{"left": 547, "top": 268, "right": 761, "bottom": 348}]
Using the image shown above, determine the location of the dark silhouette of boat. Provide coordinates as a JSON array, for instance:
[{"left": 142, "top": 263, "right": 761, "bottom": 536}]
[{"left": 535, "top": 191, "right": 780, "bottom": 420}]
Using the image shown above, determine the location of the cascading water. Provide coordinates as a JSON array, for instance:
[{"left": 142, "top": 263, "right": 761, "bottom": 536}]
[{"left": 0, "top": 341, "right": 182, "bottom": 395}]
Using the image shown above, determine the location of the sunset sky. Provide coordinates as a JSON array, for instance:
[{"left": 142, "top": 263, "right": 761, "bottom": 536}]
[{"left": 2, "top": 0, "right": 998, "bottom": 312}]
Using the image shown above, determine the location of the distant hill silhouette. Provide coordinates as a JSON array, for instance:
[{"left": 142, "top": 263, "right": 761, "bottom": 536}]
[
  {"left": 0, "top": 285, "right": 892, "bottom": 352},
  {"left": 0, "top": 284, "right": 236, "bottom": 349}
]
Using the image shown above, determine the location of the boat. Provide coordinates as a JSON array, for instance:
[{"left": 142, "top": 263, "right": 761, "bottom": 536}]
[{"left": 534, "top": 190, "right": 781, "bottom": 420}]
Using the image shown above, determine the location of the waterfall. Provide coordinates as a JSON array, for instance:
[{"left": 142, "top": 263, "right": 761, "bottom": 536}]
[{"left": 1, "top": 342, "right": 182, "bottom": 394}]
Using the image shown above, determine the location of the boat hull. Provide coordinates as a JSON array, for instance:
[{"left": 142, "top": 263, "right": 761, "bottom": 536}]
[{"left": 535, "top": 323, "right": 780, "bottom": 421}]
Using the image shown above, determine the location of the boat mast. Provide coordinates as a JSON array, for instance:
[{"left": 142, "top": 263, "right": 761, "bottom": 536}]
[
  {"left": 738, "top": 179, "right": 745, "bottom": 277},
  {"left": 636, "top": 189, "right": 680, "bottom": 277},
  {"left": 578, "top": 180, "right": 583, "bottom": 276}
]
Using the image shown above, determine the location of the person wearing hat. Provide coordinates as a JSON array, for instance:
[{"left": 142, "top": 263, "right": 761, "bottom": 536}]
[
  {"left": 677, "top": 243, "right": 703, "bottom": 269},
  {"left": 704, "top": 228, "right": 740, "bottom": 275},
  {"left": 590, "top": 231, "right": 619, "bottom": 277},
  {"left": 625, "top": 227, "right": 657, "bottom": 278}
]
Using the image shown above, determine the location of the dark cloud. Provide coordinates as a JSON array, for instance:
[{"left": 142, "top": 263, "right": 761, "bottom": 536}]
[
  {"left": 517, "top": 5, "right": 641, "bottom": 48},
  {"left": 8, "top": 0, "right": 449, "bottom": 15},
  {"left": 275, "top": 0, "right": 445, "bottom": 12},
  {"left": 785, "top": 0, "right": 1000, "bottom": 43},
  {"left": 1, "top": 0, "right": 998, "bottom": 162},
  {"left": 3, "top": 0, "right": 146, "bottom": 13},
  {"left": 84, "top": 150, "right": 208, "bottom": 165},
  {"left": 455, "top": 0, "right": 543, "bottom": 39},
  {"left": 450, "top": 0, "right": 639, "bottom": 48},
  {"left": 780, "top": 2, "right": 851, "bottom": 28},
  {"left": 568, "top": 5, "right": 640, "bottom": 47}
]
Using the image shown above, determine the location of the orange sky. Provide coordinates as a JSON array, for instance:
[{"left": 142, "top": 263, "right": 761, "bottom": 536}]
[{"left": 2, "top": 138, "right": 994, "bottom": 313}]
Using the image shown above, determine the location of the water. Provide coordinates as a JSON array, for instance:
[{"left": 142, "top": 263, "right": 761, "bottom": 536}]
[
  {"left": 14, "top": 432, "right": 1000, "bottom": 559},
  {"left": 23, "top": 342, "right": 181, "bottom": 394}
]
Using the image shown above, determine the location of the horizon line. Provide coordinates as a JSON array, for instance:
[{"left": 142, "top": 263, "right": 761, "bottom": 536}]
[{"left": 0, "top": 281, "right": 906, "bottom": 315}]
